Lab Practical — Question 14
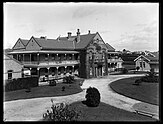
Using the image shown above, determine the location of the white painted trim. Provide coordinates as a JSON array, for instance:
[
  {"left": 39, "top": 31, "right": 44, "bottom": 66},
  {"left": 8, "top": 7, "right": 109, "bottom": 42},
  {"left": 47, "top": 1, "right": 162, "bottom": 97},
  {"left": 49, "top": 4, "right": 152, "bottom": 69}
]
[{"left": 134, "top": 55, "right": 150, "bottom": 62}]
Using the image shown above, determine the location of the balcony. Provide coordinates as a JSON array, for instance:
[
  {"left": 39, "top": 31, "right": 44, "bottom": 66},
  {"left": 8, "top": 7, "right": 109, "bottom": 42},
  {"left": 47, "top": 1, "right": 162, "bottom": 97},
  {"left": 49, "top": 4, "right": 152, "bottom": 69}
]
[
  {"left": 94, "top": 59, "right": 105, "bottom": 63},
  {"left": 108, "top": 58, "right": 123, "bottom": 63},
  {"left": 22, "top": 60, "right": 80, "bottom": 66}
]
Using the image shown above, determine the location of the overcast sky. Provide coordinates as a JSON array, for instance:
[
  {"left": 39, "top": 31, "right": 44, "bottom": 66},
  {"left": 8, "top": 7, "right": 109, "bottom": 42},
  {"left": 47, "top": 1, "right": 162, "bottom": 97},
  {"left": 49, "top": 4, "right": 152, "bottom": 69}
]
[{"left": 4, "top": 2, "right": 159, "bottom": 52}]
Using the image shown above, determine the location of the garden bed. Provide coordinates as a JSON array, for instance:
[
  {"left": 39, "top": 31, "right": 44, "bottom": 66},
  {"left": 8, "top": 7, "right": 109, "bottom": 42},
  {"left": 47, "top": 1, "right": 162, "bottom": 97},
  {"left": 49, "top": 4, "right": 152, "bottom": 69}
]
[{"left": 4, "top": 79, "right": 84, "bottom": 102}]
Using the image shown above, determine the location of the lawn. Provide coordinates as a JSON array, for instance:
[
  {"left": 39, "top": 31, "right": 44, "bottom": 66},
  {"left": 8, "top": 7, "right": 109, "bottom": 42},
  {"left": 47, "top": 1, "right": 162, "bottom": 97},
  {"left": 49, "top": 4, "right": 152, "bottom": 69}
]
[
  {"left": 4, "top": 79, "right": 84, "bottom": 102},
  {"left": 110, "top": 77, "right": 159, "bottom": 105},
  {"left": 109, "top": 70, "right": 147, "bottom": 75},
  {"left": 68, "top": 101, "right": 156, "bottom": 121}
]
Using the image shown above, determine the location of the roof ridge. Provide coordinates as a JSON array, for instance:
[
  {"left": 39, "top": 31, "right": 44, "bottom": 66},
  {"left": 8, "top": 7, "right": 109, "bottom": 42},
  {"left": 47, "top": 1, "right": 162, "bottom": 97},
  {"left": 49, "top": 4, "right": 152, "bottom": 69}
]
[{"left": 60, "top": 33, "right": 96, "bottom": 38}]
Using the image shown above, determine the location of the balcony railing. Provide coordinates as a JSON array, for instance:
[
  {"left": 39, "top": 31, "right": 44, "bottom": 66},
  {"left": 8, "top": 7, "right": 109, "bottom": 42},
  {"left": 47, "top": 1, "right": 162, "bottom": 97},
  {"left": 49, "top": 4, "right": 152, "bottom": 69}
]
[
  {"left": 22, "top": 60, "right": 80, "bottom": 66},
  {"left": 108, "top": 58, "right": 123, "bottom": 63},
  {"left": 94, "top": 59, "right": 105, "bottom": 63}
]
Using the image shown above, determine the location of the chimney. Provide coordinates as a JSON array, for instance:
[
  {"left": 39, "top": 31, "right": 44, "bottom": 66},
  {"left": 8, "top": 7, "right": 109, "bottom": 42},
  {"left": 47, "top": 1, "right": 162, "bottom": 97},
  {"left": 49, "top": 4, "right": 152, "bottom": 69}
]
[
  {"left": 40, "top": 36, "right": 47, "bottom": 40},
  {"left": 76, "top": 29, "right": 80, "bottom": 42},
  {"left": 67, "top": 32, "right": 72, "bottom": 39},
  {"left": 88, "top": 30, "right": 90, "bottom": 34}
]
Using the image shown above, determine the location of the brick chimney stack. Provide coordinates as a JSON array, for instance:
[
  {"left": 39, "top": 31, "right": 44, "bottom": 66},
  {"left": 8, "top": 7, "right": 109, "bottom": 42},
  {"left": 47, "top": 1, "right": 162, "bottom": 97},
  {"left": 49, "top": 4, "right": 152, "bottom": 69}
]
[
  {"left": 77, "top": 29, "right": 80, "bottom": 42},
  {"left": 88, "top": 30, "right": 90, "bottom": 34},
  {"left": 68, "top": 32, "right": 72, "bottom": 39}
]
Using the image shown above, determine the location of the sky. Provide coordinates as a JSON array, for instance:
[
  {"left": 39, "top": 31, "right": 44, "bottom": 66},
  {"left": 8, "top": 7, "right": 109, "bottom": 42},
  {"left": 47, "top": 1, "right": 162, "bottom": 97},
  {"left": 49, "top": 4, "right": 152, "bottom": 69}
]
[{"left": 4, "top": 2, "right": 159, "bottom": 52}]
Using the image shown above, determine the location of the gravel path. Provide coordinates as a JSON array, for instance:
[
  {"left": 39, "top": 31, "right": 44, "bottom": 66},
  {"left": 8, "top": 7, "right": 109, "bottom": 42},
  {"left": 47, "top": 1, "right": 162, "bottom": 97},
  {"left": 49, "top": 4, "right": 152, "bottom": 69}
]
[{"left": 4, "top": 74, "right": 158, "bottom": 121}]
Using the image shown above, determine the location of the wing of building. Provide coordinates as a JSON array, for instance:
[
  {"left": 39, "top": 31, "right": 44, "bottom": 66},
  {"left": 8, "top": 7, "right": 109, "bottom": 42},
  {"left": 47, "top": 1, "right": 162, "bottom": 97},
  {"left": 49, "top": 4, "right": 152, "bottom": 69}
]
[
  {"left": 3, "top": 54, "right": 24, "bottom": 82},
  {"left": 6, "top": 29, "right": 123, "bottom": 81},
  {"left": 134, "top": 51, "right": 159, "bottom": 72}
]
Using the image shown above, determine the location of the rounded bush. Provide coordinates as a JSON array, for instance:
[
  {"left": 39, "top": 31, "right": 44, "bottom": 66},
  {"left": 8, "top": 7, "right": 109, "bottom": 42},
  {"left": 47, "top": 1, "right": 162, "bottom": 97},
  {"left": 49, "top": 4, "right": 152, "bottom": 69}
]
[
  {"left": 141, "top": 76, "right": 158, "bottom": 83},
  {"left": 62, "top": 86, "right": 65, "bottom": 91},
  {"left": 85, "top": 87, "right": 101, "bottom": 107},
  {"left": 122, "top": 68, "right": 128, "bottom": 74},
  {"left": 49, "top": 79, "right": 56, "bottom": 86},
  {"left": 134, "top": 79, "right": 142, "bottom": 85}
]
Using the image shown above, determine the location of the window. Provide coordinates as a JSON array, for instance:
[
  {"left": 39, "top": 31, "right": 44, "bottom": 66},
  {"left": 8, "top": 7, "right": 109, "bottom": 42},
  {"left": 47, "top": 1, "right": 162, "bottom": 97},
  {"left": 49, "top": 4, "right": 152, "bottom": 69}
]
[
  {"left": 52, "top": 54, "right": 55, "bottom": 60},
  {"left": 143, "top": 62, "right": 145, "bottom": 68},
  {"left": 90, "top": 67, "right": 93, "bottom": 76},
  {"left": 45, "top": 54, "right": 48, "bottom": 61},
  {"left": 140, "top": 62, "right": 142, "bottom": 68},
  {"left": 18, "top": 54, "right": 22, "bottom": 61},
  {"left": 8, "top": 70, "right": 13, "bottom": 79}
]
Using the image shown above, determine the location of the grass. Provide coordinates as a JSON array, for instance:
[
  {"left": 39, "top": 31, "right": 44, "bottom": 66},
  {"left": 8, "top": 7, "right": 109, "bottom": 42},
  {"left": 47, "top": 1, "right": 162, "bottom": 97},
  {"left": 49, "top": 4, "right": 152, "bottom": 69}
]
[
  {"left": 109, "top": 71, "right": 147, "bottom": 75},
  {"left": 110, "top": 77, "right": 159, "bottom": 105},
  {"left": 68, "top": 101, "right": 157, "bottom": 121},
  {"left": 4, "top": 79, "right": 84, "bottom": 102}
]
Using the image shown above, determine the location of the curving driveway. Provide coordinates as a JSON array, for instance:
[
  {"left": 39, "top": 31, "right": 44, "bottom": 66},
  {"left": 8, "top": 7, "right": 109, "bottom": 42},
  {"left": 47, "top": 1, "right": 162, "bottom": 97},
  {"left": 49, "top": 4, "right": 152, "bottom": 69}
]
[{"left": 4, "top": 74, "right": 159, "bottom": 121}]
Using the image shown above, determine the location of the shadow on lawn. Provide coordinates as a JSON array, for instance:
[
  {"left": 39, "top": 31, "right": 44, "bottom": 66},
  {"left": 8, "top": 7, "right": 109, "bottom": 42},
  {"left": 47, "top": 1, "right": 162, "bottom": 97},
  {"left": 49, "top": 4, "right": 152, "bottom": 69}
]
[{"left": 81, "top": 100, "right": 96, "bottom": 108}]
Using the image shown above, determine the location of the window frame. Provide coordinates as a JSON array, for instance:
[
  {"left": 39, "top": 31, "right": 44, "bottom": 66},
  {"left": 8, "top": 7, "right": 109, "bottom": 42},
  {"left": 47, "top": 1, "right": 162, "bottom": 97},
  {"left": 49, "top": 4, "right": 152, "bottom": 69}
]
[{"left": 8, "top": 70, "right": 13, "bottom": 80}]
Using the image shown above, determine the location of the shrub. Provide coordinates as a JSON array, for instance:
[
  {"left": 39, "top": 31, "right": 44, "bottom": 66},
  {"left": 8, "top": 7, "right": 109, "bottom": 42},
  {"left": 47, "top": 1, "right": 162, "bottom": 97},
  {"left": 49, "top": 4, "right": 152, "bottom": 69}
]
[
  {"left": 85, "top": 87, "right": 101, "bottom": 107},
  {"left": 133, "top": 79, "right": 142, "bottom": 85},
  {"left": 141, "top": 76, "right": 158, "bottom": 83},
  {"left": 140, "top": 68, "right": 158, "bottom": 83},
  {"left": 63, "top": 75, "right": 74, "bottom": 84},
  {"left": 49, "top": 79, "right": 56, "bottom": 86},
  {"left": 135, "top": 66, "right": 140, "bottom": 71},
  {"left": 147, "top": 68, "right": 156, "bottom": 78},
  {"left": 43, "top": 101, "right": 81, "bottom": 121},
  {"left": 62, "top": 86, "right": 65, "bottom": 91},
  {"left": 5, "top": 77, "right": 38, "bottom": 92},
  {"left": 122, "top": 68, "right": 128, "bottom": 74}
]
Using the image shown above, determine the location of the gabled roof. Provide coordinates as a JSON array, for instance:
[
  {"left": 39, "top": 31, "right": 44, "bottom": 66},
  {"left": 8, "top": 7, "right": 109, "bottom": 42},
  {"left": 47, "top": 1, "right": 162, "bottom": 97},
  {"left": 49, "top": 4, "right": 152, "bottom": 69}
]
[
  {"left": 106, "top": 43, "right": 115, "bottom": 51},
  {"left": 134, "top": 54, "right": 159, "bottom": 62},
  {"left": 134, "top": 55, "right": 150, "bottom": 62},
  {"left": 75, "top": 33, "right": 97, "bottom": 49},
  {"left": 29, "top": 33, "right": 97, "bottom": 50},
  {"left": 20, "top": 39, "right": 29, "bottom": 46},
  {"left": 59, "top": 33, "right": 96, "bottom": 49},
  {"left": 12, "top": 31, "right": 115, "bottom": 51},
  {"left": 12, "top": 38, "right": 27, "bottom": 50},
  {"left": 33, "top": 37, "right": 75, "bottom": 50},
  {"left": 145, "top": 56, "right": 159, "bottom": 62}
]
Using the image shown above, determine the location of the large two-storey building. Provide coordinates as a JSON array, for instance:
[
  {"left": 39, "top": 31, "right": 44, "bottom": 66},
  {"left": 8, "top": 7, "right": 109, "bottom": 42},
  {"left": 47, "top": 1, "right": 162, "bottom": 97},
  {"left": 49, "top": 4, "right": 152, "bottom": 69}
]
[{"left": 7, "top": 29, "right": 123, "bottom": 80}]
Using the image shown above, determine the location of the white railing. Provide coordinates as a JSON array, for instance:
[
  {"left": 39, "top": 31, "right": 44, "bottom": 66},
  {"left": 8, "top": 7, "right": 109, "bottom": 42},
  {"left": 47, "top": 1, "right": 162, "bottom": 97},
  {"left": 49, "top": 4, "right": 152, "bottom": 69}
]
[
  {"left": 108, "top": 58, "right": 122, "bottom": 63},
  {"left": 23, "top": 60, "right": 80, "bottom": 66},
  {"left": 22, "top": 61, "right": 38, "bottom": 65}
]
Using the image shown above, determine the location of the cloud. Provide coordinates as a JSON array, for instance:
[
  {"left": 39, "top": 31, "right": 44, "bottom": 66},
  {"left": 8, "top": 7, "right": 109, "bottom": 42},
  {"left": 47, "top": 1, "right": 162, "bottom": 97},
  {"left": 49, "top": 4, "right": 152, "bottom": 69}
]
[
  {"left": 100, "top": 30, "right": 111, "bottom": 34},
  {"left": 72, "top": 7, "right": 100, "bottom": 19},
  {"left": 114, "top": 20, "right": 158, "bottom": 51},
  {"left": 36, "top": 28, "right": 46, "bottom": 33}
]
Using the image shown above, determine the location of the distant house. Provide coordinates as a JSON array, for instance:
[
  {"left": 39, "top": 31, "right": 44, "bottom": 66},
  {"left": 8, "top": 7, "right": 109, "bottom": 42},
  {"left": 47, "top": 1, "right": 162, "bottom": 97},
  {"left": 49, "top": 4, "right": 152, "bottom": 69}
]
[
  {"left": 134, "top": 52, "right": 159, "bottom": 72},
  {"left": 3, "top": 54, "right": 24, "bottom": 81},
  {"left": 121, "top": 54, "right": 139, "bottom": 70}
]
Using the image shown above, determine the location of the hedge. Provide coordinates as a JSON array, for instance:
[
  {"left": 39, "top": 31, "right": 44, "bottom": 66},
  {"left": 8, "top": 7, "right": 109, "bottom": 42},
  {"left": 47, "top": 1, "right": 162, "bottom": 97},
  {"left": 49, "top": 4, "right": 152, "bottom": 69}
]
[{"left": 5, "top": 77, "right": 38, "bottom": 92}]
